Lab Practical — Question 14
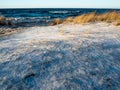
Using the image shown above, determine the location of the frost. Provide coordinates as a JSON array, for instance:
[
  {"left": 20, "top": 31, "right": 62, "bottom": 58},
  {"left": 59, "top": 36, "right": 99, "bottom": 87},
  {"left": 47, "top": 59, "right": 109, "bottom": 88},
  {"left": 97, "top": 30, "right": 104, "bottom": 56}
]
[{"left": 0, "top": 23, "right": 120, "bottom": 89}]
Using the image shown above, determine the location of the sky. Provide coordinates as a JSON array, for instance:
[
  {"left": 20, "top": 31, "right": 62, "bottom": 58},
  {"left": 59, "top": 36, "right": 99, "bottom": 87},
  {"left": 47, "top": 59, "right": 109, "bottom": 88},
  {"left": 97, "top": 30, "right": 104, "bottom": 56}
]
[{"left": 0, "top": 0, "right": 120, "bottom": 9}]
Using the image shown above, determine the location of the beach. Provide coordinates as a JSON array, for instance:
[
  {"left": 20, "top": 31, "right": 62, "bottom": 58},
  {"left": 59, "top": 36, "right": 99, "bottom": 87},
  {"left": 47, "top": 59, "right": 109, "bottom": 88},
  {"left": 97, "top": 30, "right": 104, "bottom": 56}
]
[
  {"left": 0, "top": 8, "right": 120, "bottom": 89},
  {"left": 0, "top": 22, "right": 120, "bottom": 89}
]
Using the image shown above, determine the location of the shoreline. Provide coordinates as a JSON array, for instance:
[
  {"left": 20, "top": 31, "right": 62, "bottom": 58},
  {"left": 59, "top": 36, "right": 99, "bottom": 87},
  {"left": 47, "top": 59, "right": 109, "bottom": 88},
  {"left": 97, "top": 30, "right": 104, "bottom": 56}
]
[
  {"left": 0, "top": 11, "right": 120, "bottom": 36},
  {"left": 0, "top": 22, "right": 119, "bottom": 37}
]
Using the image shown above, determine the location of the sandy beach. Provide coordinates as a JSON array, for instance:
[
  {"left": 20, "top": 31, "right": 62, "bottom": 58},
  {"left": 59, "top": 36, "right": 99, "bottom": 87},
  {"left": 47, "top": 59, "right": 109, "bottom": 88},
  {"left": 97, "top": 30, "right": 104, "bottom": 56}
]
[{"left": 0, "top": 22, "right": 120, "bottom": 89}]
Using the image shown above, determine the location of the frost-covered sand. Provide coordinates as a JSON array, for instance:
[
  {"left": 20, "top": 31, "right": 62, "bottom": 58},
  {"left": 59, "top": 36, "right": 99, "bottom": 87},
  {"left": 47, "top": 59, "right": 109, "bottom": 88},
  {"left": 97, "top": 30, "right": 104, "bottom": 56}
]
[{"left": 0, "top": 23, "right": 120, "bottom": 90}]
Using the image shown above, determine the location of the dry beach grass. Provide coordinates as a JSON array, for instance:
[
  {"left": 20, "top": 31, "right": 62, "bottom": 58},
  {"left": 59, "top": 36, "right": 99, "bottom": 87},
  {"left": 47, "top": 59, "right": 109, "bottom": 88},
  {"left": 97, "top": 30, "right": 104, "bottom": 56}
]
[
  {"left": 0, "top": 16, "right": 6, "bottom": 25},
  {"left": 54, "top": 11, "right": 120, "bottom": 26}
]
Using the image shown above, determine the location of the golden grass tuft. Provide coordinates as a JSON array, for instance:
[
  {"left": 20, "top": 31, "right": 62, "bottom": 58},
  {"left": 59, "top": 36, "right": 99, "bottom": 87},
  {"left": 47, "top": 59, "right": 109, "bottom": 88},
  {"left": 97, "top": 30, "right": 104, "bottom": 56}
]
[
  {"left": 73, "top": 12, "right": 97, "bottom": 24},
  {"left": 114, "top": 22, "right": 120, "bottom": 26},
  {"left": 0, "top": 16, "right": 6, "bottom": 25},
  {"left": 54, "top": 11, "right": 120, "bottom": 26},
  {"left": 97, "top": 11, "right": 120, "bottom": 23},
  {"left": 64, "top": 17, "right": 74, "bottom": 23},
  {"left": 53, "top": 18, "right": 63, "bottom": 25}
]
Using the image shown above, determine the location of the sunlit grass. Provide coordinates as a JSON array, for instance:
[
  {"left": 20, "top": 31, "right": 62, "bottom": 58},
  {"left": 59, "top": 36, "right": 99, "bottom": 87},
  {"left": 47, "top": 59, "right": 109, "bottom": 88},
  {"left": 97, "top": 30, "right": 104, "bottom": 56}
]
[
  {"left": 53, "top": 18, "right": 63, "bottom": 25},
  {"left": 54, "top": 11, "right": 120, "bottom": 26},
  {"left": 0, "top": 16, "right": 6, "bottom": 25}
]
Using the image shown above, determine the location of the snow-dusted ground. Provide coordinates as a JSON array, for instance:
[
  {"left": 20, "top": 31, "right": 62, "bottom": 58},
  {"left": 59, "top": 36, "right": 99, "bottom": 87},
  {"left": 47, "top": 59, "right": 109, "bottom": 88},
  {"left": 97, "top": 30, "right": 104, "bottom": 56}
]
[{"left": 0, "top": 23, "right": 120, "bottom": 90}]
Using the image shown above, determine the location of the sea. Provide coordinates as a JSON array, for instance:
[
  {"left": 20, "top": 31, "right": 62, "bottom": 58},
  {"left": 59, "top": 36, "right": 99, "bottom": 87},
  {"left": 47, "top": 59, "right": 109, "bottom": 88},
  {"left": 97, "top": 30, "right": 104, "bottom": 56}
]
[{"left": 0, "top": 8, "right": 120, "bottom": 27}]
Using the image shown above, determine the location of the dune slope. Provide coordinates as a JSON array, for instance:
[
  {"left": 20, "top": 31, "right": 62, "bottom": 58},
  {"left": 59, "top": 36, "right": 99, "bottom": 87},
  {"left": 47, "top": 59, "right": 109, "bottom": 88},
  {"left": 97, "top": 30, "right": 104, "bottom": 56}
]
[{"left": 0, "top": 23, "right": 120, "bottom": 89}]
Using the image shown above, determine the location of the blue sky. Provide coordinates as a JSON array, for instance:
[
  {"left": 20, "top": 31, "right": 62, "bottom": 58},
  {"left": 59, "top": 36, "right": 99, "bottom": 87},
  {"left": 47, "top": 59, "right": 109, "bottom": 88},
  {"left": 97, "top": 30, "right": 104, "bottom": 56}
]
[{"left": 0, "top": 0, "right": 120, "bottom": 8}]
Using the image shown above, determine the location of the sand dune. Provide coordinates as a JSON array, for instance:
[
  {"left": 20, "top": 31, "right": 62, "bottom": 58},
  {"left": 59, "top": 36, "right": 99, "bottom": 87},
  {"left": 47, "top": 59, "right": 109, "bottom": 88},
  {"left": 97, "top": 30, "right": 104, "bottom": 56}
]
[{"left": 0, "top": 23, "right": 120, "bottom": 89}]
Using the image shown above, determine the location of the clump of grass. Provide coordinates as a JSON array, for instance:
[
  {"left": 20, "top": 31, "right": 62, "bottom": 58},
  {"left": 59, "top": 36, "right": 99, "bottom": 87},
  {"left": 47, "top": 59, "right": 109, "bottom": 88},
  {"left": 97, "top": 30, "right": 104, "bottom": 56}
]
[
  {"left": 0, "top": 16, "right": 6, "bottom": 25},
  {"left": 73, "top": 12, "right": 97, "bottom": 24},
  {"left": 97, "top": 11, "right": 120, "bottom": 23},
  {"left": 64, "top": 17, "right": 74, "bottom": 23},
  {"left": 53, "top": 18, "right": 63, "bottom": 25},
  {"left": 114, "top": 22, "right": 120, "bottom": 26},
  {"left": 0, "top": 16, "right": 13, "bottom": 26},
  {"left": 54, "top": 11, "right": 120, "bottom": 26},
  {"left": 73, "top": 11, "right": 120, "bottom": 24}
]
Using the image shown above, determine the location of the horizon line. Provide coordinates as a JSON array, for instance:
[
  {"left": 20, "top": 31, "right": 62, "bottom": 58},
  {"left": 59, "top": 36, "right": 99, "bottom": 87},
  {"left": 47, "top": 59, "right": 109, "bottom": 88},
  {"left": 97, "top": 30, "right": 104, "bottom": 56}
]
[{"left": 0, "top": 7, "right": 120, "bottom": 9}]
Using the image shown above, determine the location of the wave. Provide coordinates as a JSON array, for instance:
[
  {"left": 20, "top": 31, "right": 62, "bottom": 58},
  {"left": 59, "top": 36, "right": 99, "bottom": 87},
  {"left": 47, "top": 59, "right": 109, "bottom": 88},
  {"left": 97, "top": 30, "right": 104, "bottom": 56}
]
[
  {"left": 49, "top": 11, "right": 70, "bottom": 14},
  {"left": 49, "top": 10, "right": 83, "bottom": 15}
]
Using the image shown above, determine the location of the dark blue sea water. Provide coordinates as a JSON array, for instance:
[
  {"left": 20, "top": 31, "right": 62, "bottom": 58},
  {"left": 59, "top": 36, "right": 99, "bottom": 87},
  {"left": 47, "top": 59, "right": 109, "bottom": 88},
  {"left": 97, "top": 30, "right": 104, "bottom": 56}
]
[{"left": 0, "top": 8, "right": 120, "bottom": 27}]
